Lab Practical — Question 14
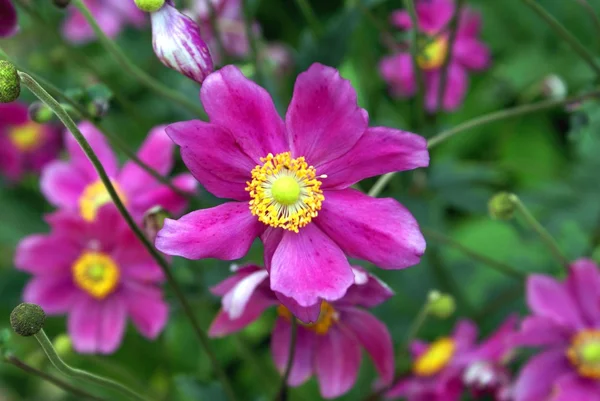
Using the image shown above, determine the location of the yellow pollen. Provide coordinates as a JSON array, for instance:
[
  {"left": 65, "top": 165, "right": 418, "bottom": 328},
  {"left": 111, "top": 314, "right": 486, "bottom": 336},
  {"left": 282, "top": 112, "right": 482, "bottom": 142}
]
[
  {"left": 72, "top": 251, "right": 120, "bottom": 299},
  {"left": 567, "top": 330, "right": 600, "bottom": 380},
  {"left": 9, "top": 122, "right": 43, "bottom": 152},
  {"left": 246, "top": 152, "right": 324, "bottom": 233},
  {"left": 413, "top": 337, "right": 456, "bottom": 377},
  {"left": 277, "top": 302, "right": 338, "bottom": 335},
  {"left": 417, "top": 37, "right": 448, "bottom": 70},
  {"left": 79, "top": 180, "right": 127, "bottom": 222}
]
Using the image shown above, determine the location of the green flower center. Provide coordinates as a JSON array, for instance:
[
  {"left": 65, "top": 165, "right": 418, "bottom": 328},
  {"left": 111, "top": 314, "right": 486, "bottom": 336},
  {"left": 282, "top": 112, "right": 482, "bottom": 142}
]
[
  {"left": 581, "top": 342, "right": 600, "bottom": 364},
  {"left": 271, "top": 176, "right": 301, "bottom": 206}
]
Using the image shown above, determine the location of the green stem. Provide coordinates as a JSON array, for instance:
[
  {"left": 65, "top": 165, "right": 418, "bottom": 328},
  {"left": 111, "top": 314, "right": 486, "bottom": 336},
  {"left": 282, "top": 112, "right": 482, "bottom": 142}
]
[
  {"left": 295, "top": 0, "right": 322, "bottom": 38},
  {"left": 4, "top": 354, "right": 108, "bottom": 401},
  {"left": 275, "top": 319, "right": 298, "bottom": 401},
  {"left": 404, "top": 0, "right": 426, "bottom": 127},
  {"left": 34, "top": 330, "right": 146, "bottom": 401},
  {"left": 435, "top": 0, "right": 464, "bottom": 113},
  {"left": 71, "top": 0, "right": 207, "bottom": 118},
  {"left": 19, "top": 72, "right": 237, "bottom": 401},
  {"left": 403, "top": 303, "right": 429, "bottom": 351},
  {"left": 242, "top": 0, "right": 264, "bottom": 86},
  {"left": 509, "top": 194, "right": 570, "bottom": 271},
  {"left": 521, "top": 0, "right": 600, "bottom": 77}
]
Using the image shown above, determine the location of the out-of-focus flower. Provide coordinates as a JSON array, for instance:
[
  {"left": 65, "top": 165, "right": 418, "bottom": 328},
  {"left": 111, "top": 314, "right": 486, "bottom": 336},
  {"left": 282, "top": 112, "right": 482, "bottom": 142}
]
[
  {"left": 62, "top": 0, "right": 146, "bottom": 44},
  {"left": 0, "top": 102, "right": 62, "bottom": 182},
  {"left": 512, "top": 259, "right": 600, "bottom": 401},
  {"left": 40, "top": 122, "right": 195, "bottom": 222},
  {"left": 155, "top": 63, "right": 428, "bottom": 317},
  {"left": 260, "top": 43, "right": 294, "bottom": 78},
  {"left": 151, "top": 0, "right": 214, "bottom": 84},
  {"left": 15, "top": 205, "right": 168, "bottom": 354},
  {"left": 209, "top": 265, "right": 395, "bottom": 399},
  {"left": 386, "top": 316, "right": 518, "bottom": 401},
  {"left": 379, "top": 0, "right": 490, "bottom": 112},
  {"left": 0, "top": 0, "right": 18, "bottom": 38}
]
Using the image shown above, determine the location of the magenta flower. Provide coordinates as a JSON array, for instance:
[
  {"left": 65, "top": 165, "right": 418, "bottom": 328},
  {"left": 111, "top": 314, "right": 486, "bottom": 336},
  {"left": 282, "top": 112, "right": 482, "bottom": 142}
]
[
  {"left": 379, "top": 0, "right": 490, "bottom": 112},
  {"left": 512, "top": 259, "right": 600, "bottom": 401},
  {"left": 208, "top": 265, "right": 396, "bottom": 399},
  {"left": 15, "top": 206, "right": 168, "bottom": 354},
  {"left": 0, "top": 102, "right": 62, "bottom": 182},
  {"left": 155, "top": 63, "right": 428, "bottom": 313},
  {"left": 62, "top": 0, "right": 145, "bottom": 44},
  {"left": 40, "top": 122, "right": 195, "bottom": 222},
  {"left": 386, "top": 316, "right": 517, "bottom": 401},
  {"left": 0, "top": 0, "right": 18, "bottom": 37}
]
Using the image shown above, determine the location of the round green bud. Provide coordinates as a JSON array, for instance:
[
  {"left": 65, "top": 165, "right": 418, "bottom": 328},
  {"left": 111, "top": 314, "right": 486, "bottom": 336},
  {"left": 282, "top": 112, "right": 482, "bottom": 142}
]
[
  {"left": 10, "top": 303, "right": 46, "bottom": 337},
  {"left": 0, "top": 61, "right": 20, "bottom": 103},
  {"left": 134, "top": 0, "right": 165, "bottom": 12},
  {"left": 427, "top": 290, "right": 456, "bottom": 319},
  {"left": 143, "top": 206, "right": 170, "bottom": 241},
  {"left": 28, "top": 102, "right": 55, "bottom": 124},
  {"left": 488, "top": 192, "right": 517, "bottom": 221}
]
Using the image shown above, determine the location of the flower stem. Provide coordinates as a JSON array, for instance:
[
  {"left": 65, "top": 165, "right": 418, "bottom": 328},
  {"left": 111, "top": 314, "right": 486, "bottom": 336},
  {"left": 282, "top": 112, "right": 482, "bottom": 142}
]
[
  {"left": 435, "top": 0, "right": 464, "bottom": 113},
  {"left": 3, "top": 354, "right": 108, "bottom": 401},
  {"left": 295, "top": 0, "right": 322, "bottom": 38},
  {"left": 275, "top": 319, "right": 298, "bottom": 401},
  {"left": 33, "top": 330, "right": 147, "bottom": 401},
  {"left": 521, "top": 0, "right": 600, "bottom": 77},
  {"left": 404, "top": 0, "right": 426, "bottom": 127},
  {"left": 403, "top": 302, "right": 429, "bottom": 351},
  {"left": 242, "top": 0, "right": 264, "bottom": 86},
  {"left": 19, "top": 72, "right": 238, "bottom": 401},
  {"left": 71, "top": 0, "right": 207, "bottom": 118}
]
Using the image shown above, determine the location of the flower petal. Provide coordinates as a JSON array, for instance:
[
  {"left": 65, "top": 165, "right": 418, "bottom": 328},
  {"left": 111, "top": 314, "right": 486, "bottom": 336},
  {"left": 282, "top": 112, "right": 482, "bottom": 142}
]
[
  {"left": 513, "top": 316, "right": 572, "bottom": 348},
  {"left": 379, "top": 53, "right": 416, "bottom": 97},
  {"left": 15, "top": 234, "right": 80, "bottom": 275},
  {"left": 527, "top": 274, "right": 584, "bottom": 330},
  {"left": 40, "top": 161, "right": 90, "bottom": 209},
  {"left": 425, "top": 64, "right": 469, "bottom": 112},
  {"left": 209, "top": 293, "right": 275, "bottom": 337},
  {"left": 200, "top": 65, "right": 287, "bottom": 162},
  {"left": 315, "top": 325, "right": 362, "bottom": 398},
  {"left": 316, "top": 189, "right": 425, "bottom": 269},
  {"left": 126, "top": 173, "right": 196, "bottom": 218},
  {"left": 122, "top": 283, "right": 168, "bottom": 339},
  {"left": 209, "top": 264, "right": 264, "bottom": 296},
  {"left": 552, "top": 373, "right": 600, "bottom": 401},
  {"left": 458, "top": 8, "right": 482, "bottom": 38},
  {"left": 567, "top": 259, "right": 600, "bottom": 326},
  {"left": 513, "top": 349, "right": 572, "bottom": 401},
  {"left": 336, "top": 270, "right": 394, "bottom": 308},
  {"left": 223, "top": 270, "right": 269, "bottom": 319},
  {"left": 0, "top": 103, "right": 28, "bottom": 125},
  {"left": 271, "top": 318, "right": 316, "bottom": 386},
  {"left": 0, "top": 0, "right": 18, "bottom": 37},
  {"left": 276, "top": 293, "right": 322, "bottom": 324},
  {"left": 155, "top": 202, "right": 263, "bottom": 260},
  {"left": 319, "top": 127, "right": 429, "bottom": 189},
  {"left": 23, "top": 276, "right": 75, "bottom": 314},
  {"left": 65, "top": 122, "right": 119, "bottom": 180},
  {"left": 452, "top": 320, "right": 478, "bottom": 352},
  {"left": 286, "top": 63, "right": 368, "bottom": 167},
  {"left": 453, "top": 38, "right": 490, "bottom": 71},
  {"left": 391, "top": 0, "right": 454, "bottom": 34},
  {"left": 270, "top": 223, "right": 354, "bottom": 307},
  {"left": 464, "top": 315, "right": 518, "bottom": 362}
]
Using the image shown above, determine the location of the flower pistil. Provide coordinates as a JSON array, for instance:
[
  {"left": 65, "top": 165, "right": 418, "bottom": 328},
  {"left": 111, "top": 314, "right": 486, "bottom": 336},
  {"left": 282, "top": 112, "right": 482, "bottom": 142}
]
[
  {"left": 567, "top": 330, "right": 600, "bottom": 379},
  {"left": 72, "top": 251, "right": 120, "bottom": 299},
  {"left": 413, "top": 337, "right": 456, "bottom": 376},
  {"left": 79, "top": 180, "right": 127, "bottom": 222},
  {"left": 9, "top": 122, "right": 43, "bottom": 151}
]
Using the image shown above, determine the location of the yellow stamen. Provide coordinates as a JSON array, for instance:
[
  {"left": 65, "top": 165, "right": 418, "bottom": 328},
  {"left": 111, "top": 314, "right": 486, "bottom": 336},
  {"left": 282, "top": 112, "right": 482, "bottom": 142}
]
[
  {"left": 413, "top": 337, "right": 456, "bottom": 377},
  {"left": 246, "top": 152, "right": 324, "bottom": 233},
  {"left": 567, "top": 330, "right": 600, "bottom": 379},
  {"left": 72, "top": 251, "right": 120, "bottom": 299},
  {"left": 277, "top": 302, "right": 338, "bottom": 335},
  {"left": 9, "top": 122, "right": 43, "bottom": 152},
  {"left": 417, "top": 37, "right": 448, "bottom": 70},
  {"left": 79, "top": 180, "right": 127, "bottom": 222}
]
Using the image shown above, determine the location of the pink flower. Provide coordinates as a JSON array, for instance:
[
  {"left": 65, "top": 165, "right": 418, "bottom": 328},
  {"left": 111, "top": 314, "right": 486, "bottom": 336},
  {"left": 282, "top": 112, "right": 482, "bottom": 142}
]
[
  {"left": 379, "top": 0, "right": 490, "bottom": 112},
  {"left": 0, "top": 0, "right": 18, "bottom": 37},
  {"left": 155, "top": 63, "right": 428, "bottom": 313},
  {"left": 40, "top": 122, "right": 195, "bottom": 222},
  {"left": 208, "top": 265, "right": 396, "bottom": 399},
  {"left": 512, "top": 259, "right": 600, "bottom": 401},
  {"left": 62, "top": 0, "right": 146, "bottom": 44},
  {"left": 386, "top": 317, "right": 518, "bottom": 401},
  {"left": 0, "top": 102, "right": 62, "bottom": 182},
  {"left": 15, "top": 206, "right": 168, "bottom": 354}
]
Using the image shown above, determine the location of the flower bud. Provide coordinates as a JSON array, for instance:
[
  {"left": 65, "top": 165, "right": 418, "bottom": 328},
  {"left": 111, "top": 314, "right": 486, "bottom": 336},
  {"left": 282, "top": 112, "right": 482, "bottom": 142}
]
[
  {"left": 143, "top": 206, "right": 169, "bottom": 242},
  {"left": 10, "top": 303, "right": 46, "bottom": 337},
  {"left": 427, "top": 290, "right": 455, "bottom": 319},
  {"left": 0, "top": 60, "right": 20, "bottom": 103},
  {"left": 541, "top": 74, "right": 567, "bottom": 100},
  {"left": 28, "top": 102, "right": 55, "bottom": 123},
  {"left": 135, "top": 0, "right": 165, "bottom": 12},
  {"left": 488, "top": 192, "right": 517, "bottom": 221},
  {"left": 151, "top": 0, "right": 214, "bottom": 84}
]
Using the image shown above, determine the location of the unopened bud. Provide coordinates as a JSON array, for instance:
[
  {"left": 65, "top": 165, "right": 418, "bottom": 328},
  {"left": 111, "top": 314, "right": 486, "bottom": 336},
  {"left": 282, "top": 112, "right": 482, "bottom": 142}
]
[
  {"left": 0, "top": 61, "right": 20, "bottom": 103},
  {"left": 541, "top": 74, "right": 567, "bottom": 100},
  {"left": 10, "top": 303, "right": 46, "bottom": 337},
  {"left": 28, "top": 102, "right": 54, "bottom": 123},
  {"left": 87, "top": 99, "right": 109, "bottom": 120},
  {"left": 488, "top": 192, "right": 517, "bottom": 221},
  {"left": 427, "top": 290, "right": 455, "bottom": 319},
  {"left": 52, "top": 0, "right": 71, "bottom": 8},
  {"left": 151, "top": 0, "right": 214, "bottom": 84},
  {"left": 135, "top": 0, "right": 165, "bottom": 12},
  {"left": 143, "top": 206, "right": 170, "bottom": 242}
]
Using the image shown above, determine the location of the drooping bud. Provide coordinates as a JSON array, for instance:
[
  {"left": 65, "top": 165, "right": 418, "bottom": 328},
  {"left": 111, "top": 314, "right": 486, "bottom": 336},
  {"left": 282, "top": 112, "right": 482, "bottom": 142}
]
[
  {"left": 143, "top": 206, "right": 169, "bottom": 242},
  {"left": 488, "top": 192, "right": 517, "bottom": 221},
  {"left": 427, "top": 290, "right": 455, "bottom": 319},
  {"left": 52, "top": 0, "right": 71, "bottom": 9},
  {"left": 151, "top": 0, "right": 214, "bottom": 84},
  {"left": 0, "top": 60, "right": 20, "bottom": 103},
  {"left": 0, "top": 0, "right": 19, "bottom": 38},
  {"left": 28, "top": 102, "right": 55, "bottom": 123},
  {"left": 541, "top": 74, "right": 567, "bottom": 100},
  {"left": 10, "top": 303, "right": 46, "bottom": 337},
  {"left": 135, "top": 0, "right": 165, "bottom": 12}
]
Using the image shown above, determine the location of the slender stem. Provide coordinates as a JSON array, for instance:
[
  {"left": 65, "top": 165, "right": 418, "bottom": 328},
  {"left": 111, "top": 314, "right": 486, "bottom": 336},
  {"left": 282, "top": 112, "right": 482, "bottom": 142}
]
[
  {"left": 521, "top": 0, "right": 600, "bottom": 77},
  {"left": 368, "top": 172, "right": 395, "bottom": 197},
  {"left": 403, "top": 303, "right": 429, "bottom": 351},
  {"left": 71, "top": 0, "right": 206, "bottom": 118},
  {"left": 275, "top": 319, "right": 298, "bottom": 401},
  {"left": 4, "top": 354, "right": 108, "bottom": 401},
  {"left": 19, "top": 72, "right": 237, "bottom": 401},
  {"left": 509, "top": 194, "right": 570, "bottom": 271},
  {"left": 575, "top": 0, "right": 600, "bottom": 52},
  {"left": 435, "top": 0, "right": 464, "bottom": 112},
  {"left": 404, "top": 0, "right": 426, "bottom": 126},
  {"left": 206, "top": 0, "right": 228, "bottom": 64},
  {"left": 423, "top": 228, "right": 527, "bottom": 280},
  {"left": 34, "top": 330, "right": 146, "bottom": 401},
  {"left": 242, "top": 0, "right": 264, "bottom": 86},
  {"left": 428, "top": 247, "right": 475, "bottom": 315},
  {"left": 295, "top": 0, "right": 322, "bottom": 37}
]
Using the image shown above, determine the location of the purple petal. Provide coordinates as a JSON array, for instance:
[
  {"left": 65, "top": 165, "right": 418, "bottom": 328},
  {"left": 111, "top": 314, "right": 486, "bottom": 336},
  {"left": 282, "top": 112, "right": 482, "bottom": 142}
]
[
  {"left": 552, "top": 373, "right": 600, "bottom": 401},
  {"left": 318, "top": 126, "right": 429, "bottom": 189},
  {"left": 452, "top": 320, "right": 478, "bottom": 352},
  {"left": 425, "top": 64, "right": 469, "bottom": 112},
  {"left": 0, "top": 103, "right": 28, "bottom": 125},
  {"left": 209, "top": 264, "right": 264, "bottom": 296},
  {"left": 453, "top": 37, "right": 491, "bottom": 71},
  {"left": 567, "top": 259, "right": 600, "bottom": 326},
  {"left": 392, "top": 0, "right": 454, "bottom": 34},
  {"left": 126, "top": 173, "right": 196, "bottom": 218},
  {"left": 342, "top": 308, "right": 395, "bottom": 385},
  {"left": 222, "top": 270, "right": 269, "bottom": 319},
  {"left": 316, "top": 189, "right": 425, "bottom": 269},
  {"left": 15, "top": 234, "right": 80, "bottom": 275},
  {"left": 122, "top": 283, "right": 168, "bottom": 339},
  {"left": 155, "top": 202, "right": 264, "bottom": 260},
  {"left": 390, "top": 10, "right": 412, "bottom": 30},
  {"left": 315, "top": 325, "right": 362, "bottom": 398},
  {"left": 111, "top": 226, "right": 164, "bottom": 282},
  {"left": 527, "top": 274, "right": 584, "bottom": 330},
  {"left": 410, "top": 340, "right": 429, "bottom": 359},
  {"left": 458, "top": 8, "right": 482, "bottom": 38},
  {"left": 166, "top": 120, "right": 255, "bottom": 201},
  {"left": 463, "top": 315, "right": 518, "bottom": 363},
  {"left": 269, "top": 223, "right": 354, "bottom": 307},
  {"left": 513, "top": 349, "right": 572, "bottom": 401},
  {"left": 65, "top": 122, "right": 119, "bottom": 180},
  {"left": 40, "top": 161, "right": 90, "bottom": 210},
  {"left": 0, "top": 137, "right": 21, "bottom": 182},
  {"left": 209, "top": 293, "right": 275, "bottom": 337},
  {"left": 200, "top": 65, "right": 287, "bottom": 162},
  {"left": 23, "top": 276, "right": 75, "bottom": 314},
  {"left": 276, "top": 293, "right": 322, "bottom": 324},
  {"left": 271, "top": 318, "right": 316, "bottom": 386},
  {"left": 0, "top": 0, "right": 18, "bottom": 37},
  {"left": 513, "top": 316, "right": 572, "bottom": 348},
  {"left": 379, "top": 53, "right": 416, "bottom": 97},
  {"left": 335, "top": 269, "right": 394, "bottom": 308},
  {"left": 286, "top": 63, "right": 367, "bottom": 167}
]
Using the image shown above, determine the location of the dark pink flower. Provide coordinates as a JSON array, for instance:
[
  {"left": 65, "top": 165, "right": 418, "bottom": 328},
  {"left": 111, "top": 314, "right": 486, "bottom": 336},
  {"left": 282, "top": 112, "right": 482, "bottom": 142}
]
[
  {"left": 62, "top": 0, "right": 146, "bottom": 44},
  {"left": 0, "top": 0, "right": 18, "bottom": 37},
  {"left": 379, "top": 0, "right": 490, "bottom": 112},
  {"left": 208, "top": 265, "right": 395, "bottom": 399},
  {"left": 155, "top": 63, "right": 428, "bottom": 311},
  {"left": 512, "top": 259, "right": 600, "bottom": 401},
  {"left": 15, "top": 206, "right": 168, "bottom": 354},
  {"left": 40, "top": 122, "right": 195, "bottom": 222},
  {"left": 0, "top": 102, "right": 62, "bottom": 182}
]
